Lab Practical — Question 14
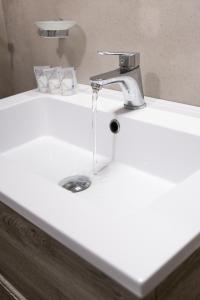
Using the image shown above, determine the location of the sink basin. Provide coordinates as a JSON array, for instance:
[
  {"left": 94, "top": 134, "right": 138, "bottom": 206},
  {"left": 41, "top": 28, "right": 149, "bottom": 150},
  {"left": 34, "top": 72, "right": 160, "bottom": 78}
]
[{"left": 0, "top": 85, "right": 200, "bottom": 297}]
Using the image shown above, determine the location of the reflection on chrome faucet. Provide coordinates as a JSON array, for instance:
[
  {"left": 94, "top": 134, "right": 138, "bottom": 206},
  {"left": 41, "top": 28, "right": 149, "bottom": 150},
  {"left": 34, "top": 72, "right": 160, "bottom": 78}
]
[{"left": 90, "top": 51, "right": 146, "bottom": 110}]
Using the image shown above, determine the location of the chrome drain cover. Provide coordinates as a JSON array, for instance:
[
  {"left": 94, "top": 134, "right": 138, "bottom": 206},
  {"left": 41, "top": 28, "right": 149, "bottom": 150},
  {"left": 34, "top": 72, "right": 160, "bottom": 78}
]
[{"left": 59, "top": 175, "right": 91, "bottom": 193}]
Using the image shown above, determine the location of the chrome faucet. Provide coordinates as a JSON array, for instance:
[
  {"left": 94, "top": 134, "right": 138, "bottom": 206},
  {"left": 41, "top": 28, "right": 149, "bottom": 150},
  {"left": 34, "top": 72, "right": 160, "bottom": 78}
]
[{"left": 90, "top": 51, "right": 145, "bottom": 110}]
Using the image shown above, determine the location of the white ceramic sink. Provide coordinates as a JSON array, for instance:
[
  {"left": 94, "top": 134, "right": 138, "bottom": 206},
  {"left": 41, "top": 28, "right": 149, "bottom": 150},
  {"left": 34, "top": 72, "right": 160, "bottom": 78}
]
[{"left": 0, "top": 85, "right": 200, "bottom": 297}]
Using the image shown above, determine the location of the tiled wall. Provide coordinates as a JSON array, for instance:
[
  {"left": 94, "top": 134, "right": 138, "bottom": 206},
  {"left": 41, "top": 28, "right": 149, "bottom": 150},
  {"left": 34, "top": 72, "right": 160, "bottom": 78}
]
[{"left": 2, "top": 0, "right": 200, "bottom": 105}]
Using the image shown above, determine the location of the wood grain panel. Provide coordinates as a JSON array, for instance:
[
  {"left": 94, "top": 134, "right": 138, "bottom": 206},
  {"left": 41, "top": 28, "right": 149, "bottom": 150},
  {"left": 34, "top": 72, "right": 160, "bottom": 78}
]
[
  {"left": 0, "top": 201, "right": 154, "bottom": 300},
  {"left": 0, "top": 285, "right": 14, "bottom": 300},
  {"left": 1, "top": 200, "right": 200, "bottom": 300},
  {"left": 0, "top": 273, "right": 28, "bottom": 300},
  {"left": 155, "top": 247, "right": 200, "bottom": 300}
]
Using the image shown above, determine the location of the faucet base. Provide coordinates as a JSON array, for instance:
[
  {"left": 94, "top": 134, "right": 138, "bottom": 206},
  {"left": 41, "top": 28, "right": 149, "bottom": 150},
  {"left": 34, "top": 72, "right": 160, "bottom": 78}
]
[{"left": 124, "top": 103, "right": 146, "bottom": 110}]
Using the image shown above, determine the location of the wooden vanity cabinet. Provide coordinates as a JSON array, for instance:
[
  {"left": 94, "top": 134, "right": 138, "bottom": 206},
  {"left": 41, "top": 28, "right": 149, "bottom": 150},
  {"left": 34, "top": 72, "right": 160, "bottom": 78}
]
[
  {"left": 0, "top": 201, "right": 200, "bottom": 300},
  {"left": 0, "top": 285, "right": 15, "bottom": 300}
]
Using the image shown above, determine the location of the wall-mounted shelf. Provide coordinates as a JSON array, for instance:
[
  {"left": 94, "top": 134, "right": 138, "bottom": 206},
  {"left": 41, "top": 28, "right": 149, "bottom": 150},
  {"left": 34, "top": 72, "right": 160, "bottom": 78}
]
[{"left": 36, "top": 20, "right": 76, "bottom": 38}]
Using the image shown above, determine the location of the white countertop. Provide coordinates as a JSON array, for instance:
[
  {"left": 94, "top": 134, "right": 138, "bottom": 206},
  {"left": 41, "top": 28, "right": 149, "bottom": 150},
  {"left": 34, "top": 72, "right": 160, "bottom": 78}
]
[{"left": 0, "top": 85, "right": 200, "bottom": 298}]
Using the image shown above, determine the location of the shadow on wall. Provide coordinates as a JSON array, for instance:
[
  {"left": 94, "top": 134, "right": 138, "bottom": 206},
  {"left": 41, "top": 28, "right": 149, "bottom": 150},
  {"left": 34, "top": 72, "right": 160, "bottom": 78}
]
[
  {"left": 0, "top": 37, "right": 14, "bottom": 67},
  {"left": 144, "top": 72, "right": 161, "bottom": 99},
  {"left": 7, "top": 42, "right": 15, "bottom": 69},
  {"left": 0, "top": 38, "right": 13, "bottom": 97},
  {"left": 57, "top": 25, "right": 86, "bottom": 68}
]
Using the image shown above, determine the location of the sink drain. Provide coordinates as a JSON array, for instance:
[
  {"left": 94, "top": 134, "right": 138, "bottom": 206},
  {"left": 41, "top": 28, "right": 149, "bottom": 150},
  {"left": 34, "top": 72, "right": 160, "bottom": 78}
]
[
  {"left": 110, "top": 119, "right": 120, "bottom": 134},
  {"left": 59, "top": 175, "right": 91, "bottom": 193}
]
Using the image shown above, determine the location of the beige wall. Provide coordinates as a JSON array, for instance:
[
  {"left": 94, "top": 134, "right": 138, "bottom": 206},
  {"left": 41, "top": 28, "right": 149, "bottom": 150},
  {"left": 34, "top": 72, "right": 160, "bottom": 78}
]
[
  {"left": 0, "top": 0, "right": 12, "bottom": 98},
  {"left": 2, "top": 0, "right": 200, "bottom": 105}
]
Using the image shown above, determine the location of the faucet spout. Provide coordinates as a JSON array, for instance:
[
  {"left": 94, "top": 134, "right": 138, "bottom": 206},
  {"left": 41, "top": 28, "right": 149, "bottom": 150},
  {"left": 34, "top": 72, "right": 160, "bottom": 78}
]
[
  {"left": 90, "top": 52, "right": 146, "bottom": 110},
  {"left": 91, "top": 81, "right": 102, "bottom": 93}
]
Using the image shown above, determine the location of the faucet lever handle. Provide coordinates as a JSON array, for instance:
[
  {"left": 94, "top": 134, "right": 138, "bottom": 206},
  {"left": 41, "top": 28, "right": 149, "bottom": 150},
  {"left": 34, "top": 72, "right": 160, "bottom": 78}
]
[{"left": 98, "top": 51, "right": 140, "bottom": 71}]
